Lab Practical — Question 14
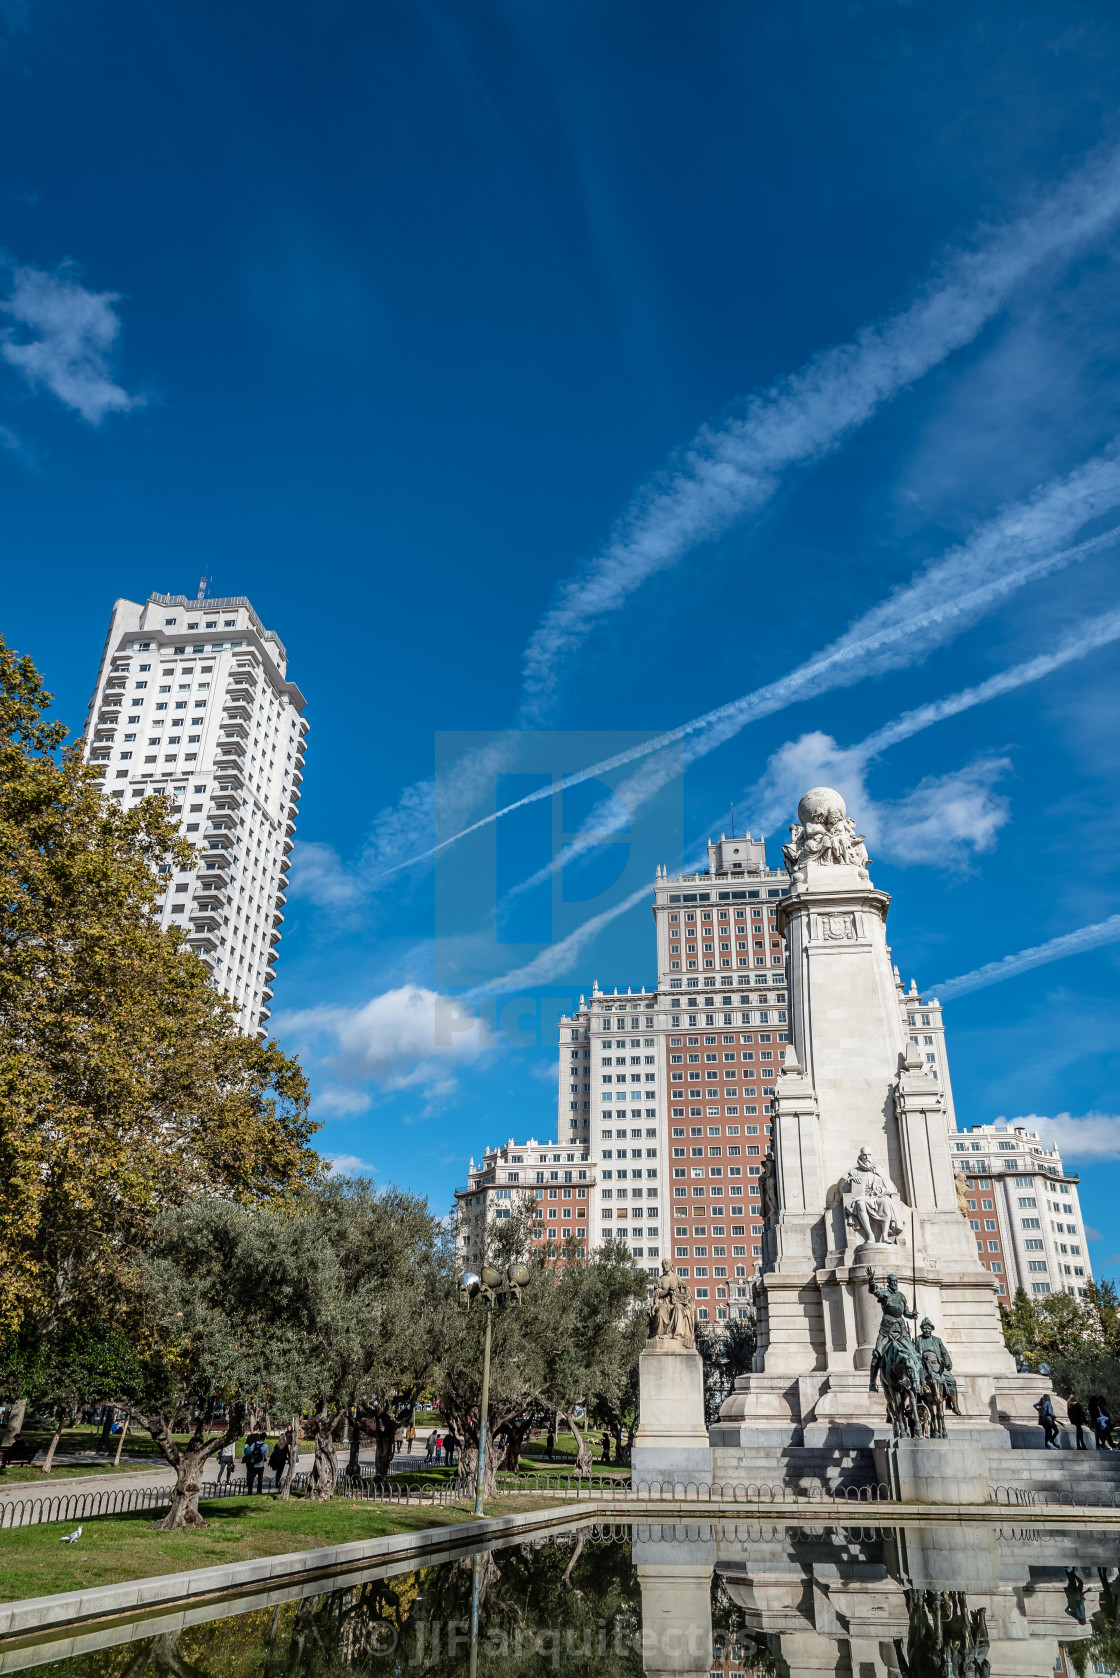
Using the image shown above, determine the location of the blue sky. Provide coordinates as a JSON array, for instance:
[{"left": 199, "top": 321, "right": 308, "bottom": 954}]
[{"left": 4, "top": 0, "right": 1120, "bottom": 1281}]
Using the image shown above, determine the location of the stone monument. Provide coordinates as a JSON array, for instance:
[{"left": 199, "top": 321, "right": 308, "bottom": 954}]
[
  {"left": 713, "top": 786, "right": 1051, "bottom": 1482},
  {"left": 632, "top": 1259, "right": 712, "bottom": 1485}
]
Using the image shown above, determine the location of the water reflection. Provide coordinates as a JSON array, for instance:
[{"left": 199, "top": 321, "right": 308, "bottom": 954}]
[{"left": 2, "top": 1521, "right": 1118, "bottom": 1678}]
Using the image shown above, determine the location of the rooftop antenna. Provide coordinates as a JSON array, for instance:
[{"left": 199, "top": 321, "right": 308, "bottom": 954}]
[
  {"left": 730, "top": 802, "right": 735, "bottom": 838},
  {"left": 197, "top": 574, "right": 208, "bottom": 601}
]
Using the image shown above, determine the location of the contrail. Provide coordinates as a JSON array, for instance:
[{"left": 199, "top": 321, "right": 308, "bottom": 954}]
[
  {"left": 468, "top": 878, "right": 664, "bottom": 997},
  {"left": 933, "top": 915, "right": 1120, "bottom": 1001},
  {"left": 520, "top": 141, "right": 1120, "bottom": 719},
  {"left": 374, "top": 507, "right": 1120, "bottom": 892},
  {"left": 745, "top": 606, "right": 1120, "bottom": 839},
  {"left": 857, "top": 609, "right": 1120, "bottom": 756},
  {"left": 483, "top": 608, "right": 1120, "bottom": 990},
  {"left": 303, "top": 141, "right": 1120, "bottom": 902}
]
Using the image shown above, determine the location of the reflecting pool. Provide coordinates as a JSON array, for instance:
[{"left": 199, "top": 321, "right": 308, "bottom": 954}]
[{"left": 3, "top": 1520, "right": 1119, "bottom": 1678}]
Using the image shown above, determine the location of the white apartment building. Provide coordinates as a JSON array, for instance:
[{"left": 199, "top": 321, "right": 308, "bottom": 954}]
[
  {"left": 950, "top": 1123, "right": 1092, "bottom": 1300},
  {"left": 82, "top": 591, "right": 308, "bottom": 1035}
]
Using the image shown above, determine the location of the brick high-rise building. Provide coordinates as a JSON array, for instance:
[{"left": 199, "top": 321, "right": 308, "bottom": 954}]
[
  {"left": 458, "top": 821, "right": 1085, "bottom": 1332},
  {"left": 82, "top": 591, "right": 308, "bottom": 1036}
]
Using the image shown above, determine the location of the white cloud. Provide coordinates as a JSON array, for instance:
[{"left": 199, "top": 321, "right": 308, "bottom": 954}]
[
  {"left": 933, "top": 914, "right": 1120, "bottom": 1001},
  {"left": 873, "top": 761, "right": 1011, "bottom": 866},
  {"left": 288, "top": 840, "right": 366, "bottom": 907},
  {"left": 519, "top": 142, "right": 1120, "bottom": 719},
  {"left": 749, "top": 731, "right": 1011, "bottom": 869},
  {"left": 275, "top": 983, "right": 495, "bottom": 1110},
  {"left": 312, "top": 1086, "right": 373, "bottom": 1118},
  {"left": 0, "top": 262, "right": 144, "bottom": 424},
  {"left": 323, "top": 1151, "right": 376, "bottom": 1174},
  {"left": 1001, "top": 1112, "right": 1120, "bottom": 1162}
]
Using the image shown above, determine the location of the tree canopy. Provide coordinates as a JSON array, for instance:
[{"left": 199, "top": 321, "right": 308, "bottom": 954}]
[
  {"left": 1001, "top": 1280, "right": 1120, "bottom": 1413},
  {"left": 436, "top": 1215, "right": 648, "bottom": 1490},
  {"left": 287, "top": 1176, "right": 447, "bottom": 1497},
  {"left": 0, "top": 634, "right": 320, "bottom": 1339},
  {"left": 122, "top": 1197, "right": 332, "bottom": 1526}
]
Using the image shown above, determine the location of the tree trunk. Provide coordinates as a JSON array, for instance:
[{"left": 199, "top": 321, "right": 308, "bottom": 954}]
[
  {"left": 155, "top": 1444, "right": 215, "bottom": 1530},
  {"left": 112, "top": 1415, "right": 131, "bottom": 1469},
  {"left": 561, "top": 1529, "right": 585, "bottom": 1588},
  {"left": 563, "top": 1412, "right": 594, "bottom": 1476},
  {"left": 307, "top": 1406, "right": 340, "bottom": 1502},
  {"left": 98, "top": 1407, "right": 115, "bottom": 1452},
  {"left": 1, "top": 1397, "right": 26, "bottom": 1455},
  {"left": 127, "top": 1404, "right": 242, "bottom": 1529},
  {"left": 370, "top": 1412, "right": 397, "bottom": 1480},
  {"left": 40, "top": 1412, "right": 65, "bottom": 1475},
  {"left": 495, "top": 1420, "right": 532, "bottom": 1476},
  {"left": 279, "top": 1415, "right": 300, "bottom": 1501},
  {"left": 458, "top": 1437, "right": 497, "bottom": 1499}
]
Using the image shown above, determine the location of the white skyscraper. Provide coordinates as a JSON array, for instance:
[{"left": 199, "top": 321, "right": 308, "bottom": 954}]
[{"left": 83, "top": 591, "right": 308, "bottom": 1035}]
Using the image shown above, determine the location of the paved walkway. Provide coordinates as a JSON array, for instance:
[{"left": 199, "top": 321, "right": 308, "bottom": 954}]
[
  {"left": 0, "top": 1451, "right": 320, "bottom": 1502},
  {"left": 0, "top": 1434, "right": 451, "bottom": 1502}
]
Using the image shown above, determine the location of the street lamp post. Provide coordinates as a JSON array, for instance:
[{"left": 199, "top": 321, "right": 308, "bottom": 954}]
[{"left": 458, "top": 1261, "right": 529, "bottom": 1518}]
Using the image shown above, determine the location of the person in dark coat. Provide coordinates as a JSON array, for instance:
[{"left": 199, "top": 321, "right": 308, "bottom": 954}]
[
  {"left": 1067, "top": 1394, "right": 1089, "bottom": 1450},
  {"left": 244, "top": 1433, "right": 268, "bottom": 1492},
  {"left": 269, "top": 1434, "right": 290, "bottom": 1489}
]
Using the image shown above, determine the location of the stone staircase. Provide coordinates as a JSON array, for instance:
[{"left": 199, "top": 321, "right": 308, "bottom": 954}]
[
  {"left": 986, "top": 1445, "right": 1120, "bottom": 1505},
  {"left": 710, "top": 1444, "right": 878, "bottom": 1493}
]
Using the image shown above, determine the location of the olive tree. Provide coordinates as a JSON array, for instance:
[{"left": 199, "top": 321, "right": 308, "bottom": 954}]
[
  {"left": 436, "top": 1217, "right": 648, "bottom": 1493},
  {"left": 119, "top": 1198, "right": 332, "bottom": 1528},
  {"left": 293, "top": 1177, "right": 446, "bottom": 1500}
]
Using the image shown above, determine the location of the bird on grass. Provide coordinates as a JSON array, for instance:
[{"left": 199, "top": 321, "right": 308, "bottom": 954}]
[{"left": 60, "top": 1526, "right": 82, "bottom": 1544}]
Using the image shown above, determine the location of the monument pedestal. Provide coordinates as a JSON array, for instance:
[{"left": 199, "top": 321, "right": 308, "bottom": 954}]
[
  {"left": 632, "top": 1345, "right": 712, "bottom": 1485},
  {"left": 874, "top": 1436, "right": 990, "bottom": 1504},
  {"left": 634, "top": 1526, "right": 714, "bottom": 1678}
]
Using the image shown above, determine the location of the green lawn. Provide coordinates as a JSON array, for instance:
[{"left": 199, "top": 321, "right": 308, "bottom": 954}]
[
  {"left": 517, "top": 1430, "right": 631, "bottom": 1477},
  {"left": 0, "top": 1491, "right": 553, "bottom": 1602}
]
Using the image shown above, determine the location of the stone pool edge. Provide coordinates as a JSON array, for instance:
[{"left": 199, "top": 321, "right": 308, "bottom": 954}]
[
  {"left": 3, "top": 1493, "right": 1119, "bottom": 1645},
  {"left": 0, "top": 1502, "right": 589, "bottom": 1644}
]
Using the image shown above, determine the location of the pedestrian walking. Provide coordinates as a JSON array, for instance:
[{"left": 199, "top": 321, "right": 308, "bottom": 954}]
[
  {"left": 600, "top": 1432, "right": 611, "bottom": 1464},
  {"left": 406, "top": 1421, "right": 416, "bottom": 1454},
  {"left": 434, "top": 1431, "right": 443, "bottom": 1466},
  {"left": 424, "top": 1431, "right": 436, "bottom": 1464},
  {"left": 244, "top": 1434, "right": 268, "bottom": 1492},
  {"left": 1067, "top": 1394, "right": 1089, "bottom": 1451},
  {"left": 1034, "top": 1393, "right": 1061, "bottom": 1449},
  {"left": 444, "top": 1432, "right": 458, "bottom": 1468},
  {"left": 269, "top": 1434, "right": 290, "bottom": 1491},
  {"left": 1090, "top": 1396, "right": 1114, "bottom": 1449},
  {"left": 545, "top": 1428, "right": 554, "bottom": 1462},
  {"left": 217, "top": 1442, "right": 235, "bottom": 1484}
]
